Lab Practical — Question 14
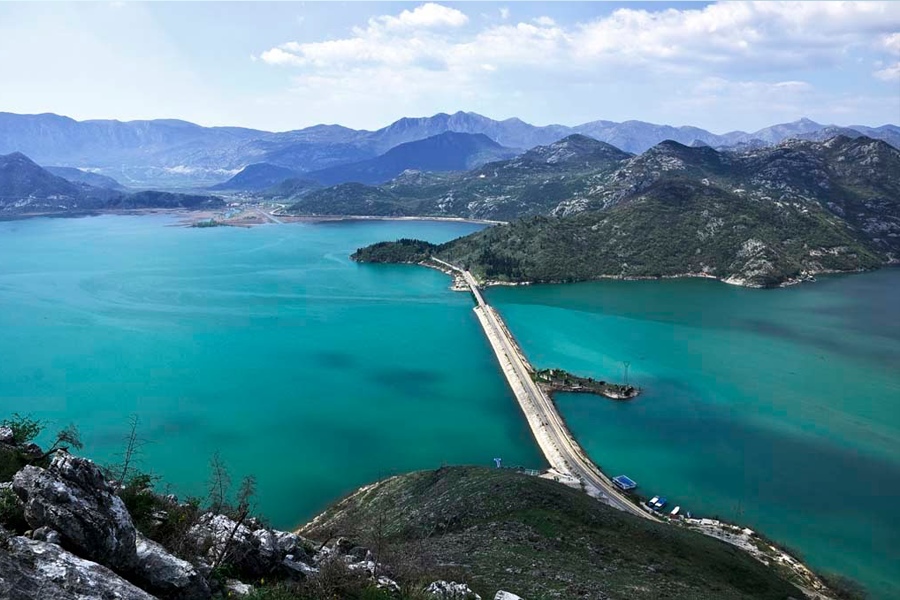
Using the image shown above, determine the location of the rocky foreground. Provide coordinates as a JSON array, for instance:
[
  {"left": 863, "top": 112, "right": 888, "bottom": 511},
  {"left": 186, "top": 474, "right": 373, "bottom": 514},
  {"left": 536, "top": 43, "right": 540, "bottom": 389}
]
[
  {"left": 0, "top": 427, "right": 506, "bottom": 600},
  {"left": 0, "top": 424, "right": 829, "bottom": 600}
]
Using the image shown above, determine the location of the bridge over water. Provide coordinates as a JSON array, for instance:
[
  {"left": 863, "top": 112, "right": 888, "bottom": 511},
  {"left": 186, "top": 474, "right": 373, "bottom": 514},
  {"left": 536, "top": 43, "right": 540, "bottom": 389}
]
[{"left": 430, "top": 258, "right": 656, "bottom": 521}]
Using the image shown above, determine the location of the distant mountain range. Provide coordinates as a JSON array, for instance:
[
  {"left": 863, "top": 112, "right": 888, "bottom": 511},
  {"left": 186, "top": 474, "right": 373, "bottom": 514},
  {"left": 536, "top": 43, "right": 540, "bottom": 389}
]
[
  {"left": 0, "top": 152, "right": 223, "bottom": 214},
  {"left": 305, "top": 132, "right": 517, "bottom": 186},
  {"left": 0, "top": 111, "right": 895, "bottom": 188},
  {"left": 350, "top": 135, "right": 900, "bottom": 287}
]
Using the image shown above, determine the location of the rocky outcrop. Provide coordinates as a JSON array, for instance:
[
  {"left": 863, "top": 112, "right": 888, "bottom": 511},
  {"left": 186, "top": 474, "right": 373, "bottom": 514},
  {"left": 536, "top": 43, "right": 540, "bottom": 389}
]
[
  {"left": 188, "top": 513, "right": 314, "bottom": 579},
  {"left": 0, "top": 426, "right": 14, "bottom": 445},
  {"left": 0, "top": 528, "right": 155, "bottom": 600},
  {"left": 494, "top": 592, "right": 524, "bottom": 600},
  {"left": 32, "top": 525, "right": 63, "bottom": 546},
  {"left": 133, "top": 532, "right": 210, "bottom": 600},
  {"left": 12, "top": 452, "right": 138, "bottom": 571},
  {"left": 426, "top": 580, "right": 482, "bottom": 599}
]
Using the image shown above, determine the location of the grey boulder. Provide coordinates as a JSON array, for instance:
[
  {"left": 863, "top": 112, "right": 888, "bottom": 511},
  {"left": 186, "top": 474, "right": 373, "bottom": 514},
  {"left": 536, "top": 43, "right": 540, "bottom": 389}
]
[
  {"left": 132, "top": 532, "right": 210, "bottom": 600},
  {"left": 32, "top": 526, "right": 63, "bottom": 546},
  {"left": 0, "top": 532, "right": 155, "bottom": 600},
  {"left": 12, "top": 452, "right": 138, "bottom": 571}
]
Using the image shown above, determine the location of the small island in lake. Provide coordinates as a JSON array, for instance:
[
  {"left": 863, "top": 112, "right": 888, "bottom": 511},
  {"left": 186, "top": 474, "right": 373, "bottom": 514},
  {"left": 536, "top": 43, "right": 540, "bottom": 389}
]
[{"left": 534, "top": 367, "right": 640, "bottom": 400}]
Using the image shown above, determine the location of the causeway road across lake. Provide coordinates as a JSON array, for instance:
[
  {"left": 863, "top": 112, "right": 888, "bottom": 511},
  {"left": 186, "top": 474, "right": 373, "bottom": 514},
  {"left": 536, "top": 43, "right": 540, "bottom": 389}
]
[{"left": 430, "top": 258, "right": 656, "bottom": 521}]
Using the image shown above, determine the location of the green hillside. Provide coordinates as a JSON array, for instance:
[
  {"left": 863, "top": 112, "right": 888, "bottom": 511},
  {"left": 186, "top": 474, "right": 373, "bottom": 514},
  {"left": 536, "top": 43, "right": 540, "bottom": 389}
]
[{"left": 301, "top": 466, "right": 804, "bottom": 600}]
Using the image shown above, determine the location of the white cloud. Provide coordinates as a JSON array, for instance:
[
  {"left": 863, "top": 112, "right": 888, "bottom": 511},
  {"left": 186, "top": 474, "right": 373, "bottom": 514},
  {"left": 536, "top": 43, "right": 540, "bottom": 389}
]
[
  {"left": 261, "top": 2, "right": 900, "bottom": 75},
  {"left": 256, "top": 2, "right": 900, "bottom": 129},
  {"left": 373, "top": 3, "right": 467, "bottom": 30},
  {"left": 874, "top": 62, "right": 900, "bottom": 82},
  {"left": 883, "top": 33, "right": 900, "bottom": 55}
]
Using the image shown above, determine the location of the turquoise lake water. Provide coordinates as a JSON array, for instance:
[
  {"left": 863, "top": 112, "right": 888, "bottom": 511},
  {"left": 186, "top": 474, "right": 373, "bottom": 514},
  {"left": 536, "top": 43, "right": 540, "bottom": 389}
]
[
  {"left": 488, "top": 273, "right": 900, "bottom": 599},
  {"left": 0, "top": 215, "right": 543, "bottom": 528},
  {"left": 1, "top": 214, "right": 897, "bottom": 597}
]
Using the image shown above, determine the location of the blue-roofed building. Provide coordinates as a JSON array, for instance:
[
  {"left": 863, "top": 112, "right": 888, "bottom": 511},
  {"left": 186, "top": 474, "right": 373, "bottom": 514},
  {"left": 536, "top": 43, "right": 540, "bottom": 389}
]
[{"left": 612, "top": 475, "right": 637, "bottom": 491}]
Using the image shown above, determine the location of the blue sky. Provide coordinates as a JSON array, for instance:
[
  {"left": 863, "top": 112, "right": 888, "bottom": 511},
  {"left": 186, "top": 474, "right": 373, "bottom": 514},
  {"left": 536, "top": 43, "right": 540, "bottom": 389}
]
[{"left": 0, "top": 1, "right": 897, "bottom": 132}]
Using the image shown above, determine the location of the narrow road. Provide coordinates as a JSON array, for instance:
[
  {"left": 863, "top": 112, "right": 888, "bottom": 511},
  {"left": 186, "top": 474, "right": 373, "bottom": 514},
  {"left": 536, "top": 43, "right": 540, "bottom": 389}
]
[
  {"left": 431, "top": 258, "right": 656, "bottom": 520},
  {"left": 255, "top": 207, "right": 284, "bottom": 225}
]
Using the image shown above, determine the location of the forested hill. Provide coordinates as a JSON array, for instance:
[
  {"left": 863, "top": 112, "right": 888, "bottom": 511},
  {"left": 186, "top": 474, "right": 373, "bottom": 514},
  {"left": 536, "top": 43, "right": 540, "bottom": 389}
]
[{"left": 352, "top": 135, "right": 900, "bottom": 287}]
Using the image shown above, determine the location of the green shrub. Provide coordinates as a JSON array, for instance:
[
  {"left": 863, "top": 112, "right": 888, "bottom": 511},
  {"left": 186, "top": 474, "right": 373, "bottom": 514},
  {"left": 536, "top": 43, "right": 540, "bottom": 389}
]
[
  {"left": 0, "top": 487, "right": 26, "bottom": 533},
  {"left": 1, "top": 414, "right": 43, "bottom": 446},
  {"left": 0, "top": 445, "right": 28, "bottom": 483}
]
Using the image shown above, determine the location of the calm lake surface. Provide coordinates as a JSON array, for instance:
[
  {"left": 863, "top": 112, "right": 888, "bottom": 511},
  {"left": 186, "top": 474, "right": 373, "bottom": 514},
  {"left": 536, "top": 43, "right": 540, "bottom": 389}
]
[
  {"left": 0, "top": 215, "right": 543, "bottom": 527},
  {"left": 2, "top": 215, "right": 897, "bottom": 597},
  {"left": 488, "top": 272, "right": 900, "bottom": 599}
]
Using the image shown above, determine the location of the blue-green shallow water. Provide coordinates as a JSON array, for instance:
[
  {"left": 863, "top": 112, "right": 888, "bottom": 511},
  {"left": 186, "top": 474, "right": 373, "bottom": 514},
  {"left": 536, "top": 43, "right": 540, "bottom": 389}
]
[
  {"left": 0, "top": 215, "right": 543, "bottom": 528},
  {"left": 487, "top": 273, "right": 900, "bottom": 599}
]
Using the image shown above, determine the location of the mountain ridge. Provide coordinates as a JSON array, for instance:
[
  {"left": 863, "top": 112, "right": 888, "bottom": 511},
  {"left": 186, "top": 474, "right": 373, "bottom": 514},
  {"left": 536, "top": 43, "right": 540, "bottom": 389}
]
[
  {"left": 306, "top": 131, "right": 518, "bottom": 186},
  {"left": 349, "top": 135, "right": 900, "bottom": 287},
  {"left": 1, "top": 110, "right": 896, "bottom": 188}
]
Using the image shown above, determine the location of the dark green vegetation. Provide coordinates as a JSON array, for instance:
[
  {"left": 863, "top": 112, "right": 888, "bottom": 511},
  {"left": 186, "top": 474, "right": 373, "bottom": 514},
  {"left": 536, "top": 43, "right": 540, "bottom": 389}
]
[
  {"left": 351, "top": 238, "right": 440, "bottom": 264},
  {"left": 0, "top": 414, "right": 82, "bottom": 481},
  {"left": 0, "top": 152, "right": 224, "bottom": 214},
  {"left": 533, "top": 368, "right": 638, "bottom": 400},
  {"left": 301, "top": 466, "right": 804, "bottom": 600},
  {"left": 352, "top": 136, "right": 899, "bottom": 287},
  {"left": 191, "top": 219, "right": 229, "bottom": 228},
  {"left": 306, "top": 132, "right": 517, "bottom": 186}
]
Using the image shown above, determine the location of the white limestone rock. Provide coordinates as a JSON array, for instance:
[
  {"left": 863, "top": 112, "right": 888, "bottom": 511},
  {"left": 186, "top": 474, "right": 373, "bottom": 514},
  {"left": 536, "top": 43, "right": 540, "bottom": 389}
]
[
  {"left": 0, "top": 533, "right": 155, "bottom": 600},
  {"left": 426, "top": 580, "right": 482, "bottom": 599},
  {"left": 12, "top": 452, "right": 138, "bottom": 571},
  {"left": 133, "top": 532, "right": 210, "bottom": 600}
]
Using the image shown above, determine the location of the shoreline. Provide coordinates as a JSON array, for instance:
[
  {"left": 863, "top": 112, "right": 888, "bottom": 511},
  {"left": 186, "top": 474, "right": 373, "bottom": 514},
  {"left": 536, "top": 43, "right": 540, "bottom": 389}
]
[
  {"left": 0, "top": 208, "right": 506, "bottom": 229},
  {"left": 275, "top": 214, "right": 506, "bottom": 226},
  {"left": 468, "top": 267, "right": 880, "bottom": 290}
]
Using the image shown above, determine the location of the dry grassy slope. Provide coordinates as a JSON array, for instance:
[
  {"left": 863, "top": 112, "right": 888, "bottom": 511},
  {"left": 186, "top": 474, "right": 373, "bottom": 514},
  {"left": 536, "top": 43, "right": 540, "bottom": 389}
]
[{"left": 300, "top": 466, "right": 804, "bottom": 600}]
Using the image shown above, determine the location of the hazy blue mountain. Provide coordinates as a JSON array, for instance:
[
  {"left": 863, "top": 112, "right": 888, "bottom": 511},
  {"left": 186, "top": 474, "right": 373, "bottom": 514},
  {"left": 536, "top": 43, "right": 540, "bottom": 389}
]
[
  {"left": 573, "top": 120, "right": 744, "bottom": 153},
  {"left": 259, "top": 140, "right": 375, "bottom": 173},
  {"left": 746, "top": 118, "right": 825, "bottom": 144},
  {"left": 263, "top": 177, "right": 322, "bottom": 200},
  {"left": 0, "top": 152, "right": 95, "bottom": 203},
  {"left": 0, "top": 111, "right": 896, "bottom": 188},
  {"left": 0, "top": 112, "right": 264, "bottom": 187},
  {"left": 44, "top": 166, "right": 125, "bottom": 190},
  {"left": 210, "top": 163, "right": 299, "bottom": 191},
  {"left": 366, "top": 111, "right": 571, "bottom": 152},
  {"left": 307, "top": 132, "right": 518, "bottom": 186},
  {"left": 286, "top": 135, "right": 632, "bottom": 220},
  {"left": 0, "top": 151, "right": 223, "bottom": 214},
  {"left": 848, "top": 124, "right": 900, "bottom": 149}
]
